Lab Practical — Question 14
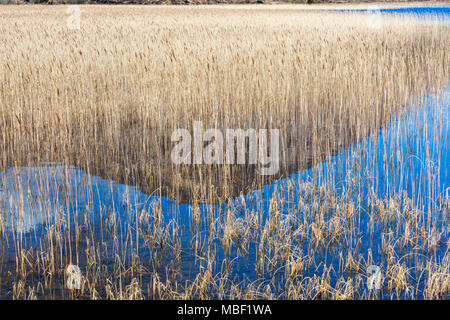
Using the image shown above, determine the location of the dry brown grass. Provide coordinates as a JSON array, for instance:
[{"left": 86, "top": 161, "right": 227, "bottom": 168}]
[{"left": 0, "top": 5, "right": 448, "bottom": 203}]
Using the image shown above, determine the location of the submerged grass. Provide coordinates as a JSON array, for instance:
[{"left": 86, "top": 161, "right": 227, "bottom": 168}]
[{"left": 0, "top": 5, "right": 448, "bottom": 299}]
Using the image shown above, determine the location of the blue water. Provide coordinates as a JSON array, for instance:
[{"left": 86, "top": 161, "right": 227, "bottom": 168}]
[
  {"left": 339, "top": 6, "right": 450, "bottom": 16},
  {"left": 337, "top": 6, "right": 450, "bottom": 25},
  {"left": 375, "top": 6, "right": 450, "bottom": 17}
]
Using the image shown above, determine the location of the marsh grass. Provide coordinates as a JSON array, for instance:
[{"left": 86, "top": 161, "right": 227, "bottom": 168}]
[
  {"left": 1, "top": 6, "right": 448, "bottom": 202},
  {"left": 0, "top": 5, "right": 448, "bottom": 299}
]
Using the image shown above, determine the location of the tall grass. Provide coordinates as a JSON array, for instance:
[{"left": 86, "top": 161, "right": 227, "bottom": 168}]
[
  {"left": 0, "top": 5, "right": 448, "bottom": 202},
  {"left": 0, "top": 5, "right": 448, "bottom": 299}
]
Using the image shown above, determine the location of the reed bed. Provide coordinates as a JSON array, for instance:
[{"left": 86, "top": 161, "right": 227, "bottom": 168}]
[
  {"left": 1, "top": 5, "right": 448, "bottom": 202},
  {"left": 0, "top": 5, "right": 448, "bottom": 299}
]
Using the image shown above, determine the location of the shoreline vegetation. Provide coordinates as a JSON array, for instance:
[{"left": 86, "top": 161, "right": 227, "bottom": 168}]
[{"left": 0, "top": 5, "right": 448, "bottom": 299}]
